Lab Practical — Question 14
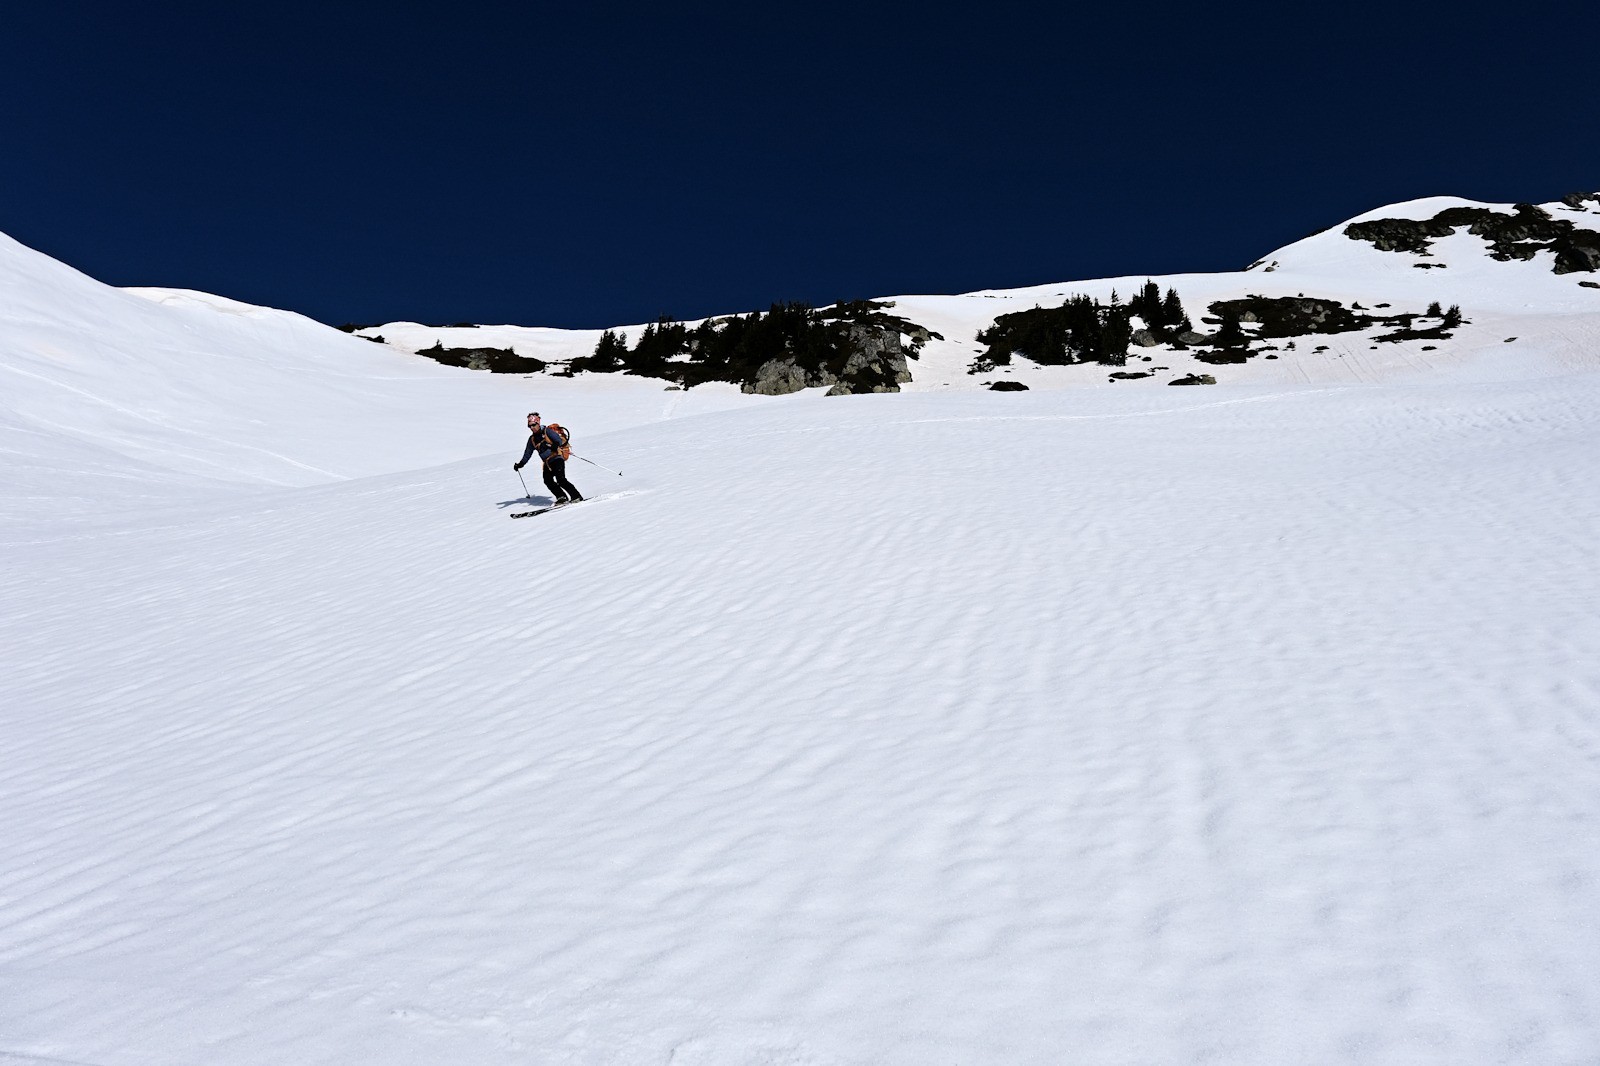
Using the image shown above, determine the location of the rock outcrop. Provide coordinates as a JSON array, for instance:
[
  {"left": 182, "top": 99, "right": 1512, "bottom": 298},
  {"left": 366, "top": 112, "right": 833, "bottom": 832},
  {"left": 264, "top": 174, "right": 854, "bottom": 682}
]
[
  {"left": 825, "top": 325, "right": 914, "bottom": 395},
  {"left": 744, "top": 323, "right": 913, "bottom": 396},
  {"left": 416, "top": 342, "right": 546, "bottom": 374},
  {"left": 1345, "top": 202, "right": 1600, "bottom": 275}
]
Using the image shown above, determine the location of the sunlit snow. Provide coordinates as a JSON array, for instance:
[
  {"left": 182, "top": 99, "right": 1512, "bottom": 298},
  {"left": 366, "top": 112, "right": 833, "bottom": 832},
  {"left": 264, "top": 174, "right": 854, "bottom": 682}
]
[{"left": 3, "top": 199, "right": 1599, "bottom": 1064}]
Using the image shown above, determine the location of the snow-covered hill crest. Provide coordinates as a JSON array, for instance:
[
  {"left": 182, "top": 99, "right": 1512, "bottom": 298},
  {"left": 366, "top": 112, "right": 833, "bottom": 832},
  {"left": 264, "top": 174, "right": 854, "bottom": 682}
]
[
  {"left": 0, "top": 232, "right": 752, "bottom": 519},
  {"left": 355, "top": 192, "right": 1600, "bottom": 393},
  {"left": 4, "top": 190, "right": 1598, "bottom": 518}
]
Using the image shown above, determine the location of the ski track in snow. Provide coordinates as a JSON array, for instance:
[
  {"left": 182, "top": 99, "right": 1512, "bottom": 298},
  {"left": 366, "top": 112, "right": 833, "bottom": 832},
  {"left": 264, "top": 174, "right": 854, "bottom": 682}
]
[{"left": 5, "top": 381, "right": 1600, "bottom": 1065}]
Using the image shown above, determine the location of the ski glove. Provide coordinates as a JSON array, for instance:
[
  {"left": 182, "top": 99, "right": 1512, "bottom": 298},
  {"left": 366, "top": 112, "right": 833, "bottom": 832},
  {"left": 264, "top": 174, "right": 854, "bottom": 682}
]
[{"left": 513, "top": 462, "right": 523, "bottom": 471}]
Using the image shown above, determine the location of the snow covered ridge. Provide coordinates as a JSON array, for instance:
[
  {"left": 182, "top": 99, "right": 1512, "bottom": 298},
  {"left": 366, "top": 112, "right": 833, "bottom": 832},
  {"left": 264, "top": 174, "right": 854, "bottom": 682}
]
[
  {"left": 357, "top": 191, "right": 1600, "bottom": 392},
  {"left": 1, "top": 185, "right": 1597, "bottom": 504},
  {"left": 1340, "top": 199, "right": 1600, "bottom": 274},
  {"left": 0, "top": 228, "right": 753, "bottom": 508}
]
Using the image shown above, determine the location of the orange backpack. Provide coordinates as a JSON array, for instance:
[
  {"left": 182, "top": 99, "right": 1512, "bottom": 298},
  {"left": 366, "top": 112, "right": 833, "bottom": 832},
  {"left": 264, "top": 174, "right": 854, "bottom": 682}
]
[{"left": 546, "top": 423, "right": 572, "bottom": 460}]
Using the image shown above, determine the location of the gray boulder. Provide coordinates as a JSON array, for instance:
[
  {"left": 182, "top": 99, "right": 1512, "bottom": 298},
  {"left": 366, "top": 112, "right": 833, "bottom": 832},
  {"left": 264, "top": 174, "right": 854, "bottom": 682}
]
[
  {"left": 1131, "top": 329, "right": 1159, "bottom": 347},
  {"left": 744, "top": 358, "right": 820, "bottom": 396}
]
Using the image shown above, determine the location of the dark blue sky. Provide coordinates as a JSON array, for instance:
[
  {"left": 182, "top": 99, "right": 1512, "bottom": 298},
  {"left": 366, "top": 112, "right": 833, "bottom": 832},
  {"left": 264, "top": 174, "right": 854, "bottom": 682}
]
[{"left": 3, "top": 2, "right": 1594, "bottom": 328}]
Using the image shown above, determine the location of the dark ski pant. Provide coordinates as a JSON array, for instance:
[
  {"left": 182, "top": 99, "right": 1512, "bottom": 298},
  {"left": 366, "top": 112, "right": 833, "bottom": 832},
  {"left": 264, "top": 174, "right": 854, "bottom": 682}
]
[{"left": 543, "top": 456, "right": 582, "bottom": 501}]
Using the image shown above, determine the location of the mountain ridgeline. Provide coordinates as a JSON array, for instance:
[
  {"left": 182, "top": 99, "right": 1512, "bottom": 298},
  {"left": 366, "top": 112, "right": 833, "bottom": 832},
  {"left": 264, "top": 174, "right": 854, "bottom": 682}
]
[{"left": 379, "top": 190, "right": 1598, "bottom": 391}]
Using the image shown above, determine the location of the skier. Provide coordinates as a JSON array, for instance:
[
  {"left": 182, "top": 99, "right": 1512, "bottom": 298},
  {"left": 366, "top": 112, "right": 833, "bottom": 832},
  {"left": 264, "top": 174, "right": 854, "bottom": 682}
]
[{"left": 514, "top": 412, "right": 584, "bottom": 505}]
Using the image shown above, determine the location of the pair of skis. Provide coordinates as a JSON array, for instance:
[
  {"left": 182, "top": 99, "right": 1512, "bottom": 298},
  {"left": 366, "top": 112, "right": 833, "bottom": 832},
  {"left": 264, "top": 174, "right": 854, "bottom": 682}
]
[
  {"left": 511, "top": 454, "right": 625, "bottom": 519},
  {"left": 510, "top": 498, "right": 587, "bottom": 519},
  {"left": 509, "top": 488, "right": 637, "bottom": 520}
]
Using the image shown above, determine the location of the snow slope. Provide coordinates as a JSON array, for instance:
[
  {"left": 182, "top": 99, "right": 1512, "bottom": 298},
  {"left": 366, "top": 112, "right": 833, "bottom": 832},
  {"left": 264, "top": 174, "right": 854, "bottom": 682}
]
[
  {"left": 0, "top": 230, "right": 754, "bottom": 525},
  {"left": 3, "top": 207, "right": 1600, "bottom": 1064}
]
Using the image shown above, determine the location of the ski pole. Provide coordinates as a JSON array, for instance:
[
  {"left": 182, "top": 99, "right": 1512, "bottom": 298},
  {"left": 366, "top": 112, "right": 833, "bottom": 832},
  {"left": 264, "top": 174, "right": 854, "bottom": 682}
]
[
  {"left": 516, "top": 468, "right": 532, "bottom": 499},
  {"left": 573, "top": 453, "right": 623, "bottom": 477}
]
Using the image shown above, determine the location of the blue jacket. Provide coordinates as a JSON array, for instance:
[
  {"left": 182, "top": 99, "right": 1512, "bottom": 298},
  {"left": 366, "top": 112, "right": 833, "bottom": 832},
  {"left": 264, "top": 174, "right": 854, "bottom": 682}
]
[{"left": 518, "top": 424, "right": 568, "bottom": 465}]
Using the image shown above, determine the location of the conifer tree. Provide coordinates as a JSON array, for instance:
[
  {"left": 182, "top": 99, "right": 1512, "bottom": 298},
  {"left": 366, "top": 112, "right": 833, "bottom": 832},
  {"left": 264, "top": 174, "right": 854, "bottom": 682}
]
[
  {"left": 1130, "top": 280, "right": 1162, "bottom": 328},
  {"left": 595, "top": 329, "right": 628, "bottom": 371},
  {"left": 1162, "top": 288, "right": 1187, "bottom": 329},
  {"left": 1215, "top": 307, "right": 1247, "bottom": 348},
  {"left": 1099, "top": 304, "right": 1132, "bottom": 365}
]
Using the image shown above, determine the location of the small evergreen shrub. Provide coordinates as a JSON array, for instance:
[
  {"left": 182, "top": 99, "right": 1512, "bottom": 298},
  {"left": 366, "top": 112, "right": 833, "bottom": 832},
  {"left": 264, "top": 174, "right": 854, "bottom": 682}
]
[{"left": 973, "top": 291, "right": 1147, "bottom": 368}]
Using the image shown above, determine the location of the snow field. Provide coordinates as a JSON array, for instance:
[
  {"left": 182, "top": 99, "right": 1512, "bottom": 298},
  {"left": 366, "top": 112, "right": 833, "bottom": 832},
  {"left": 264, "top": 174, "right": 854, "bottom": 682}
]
[
  {"left": 5, "top": 377, "right": 1600, "bottom": 1063},
  {"left": 6, "top": 199, "right": 1600, "bottom": 1063}
]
